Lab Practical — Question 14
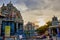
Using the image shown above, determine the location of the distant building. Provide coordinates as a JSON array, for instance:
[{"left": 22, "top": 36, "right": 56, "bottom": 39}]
[
  {"left": 24, "top": 22, "right": 35, "bottom": 39},
  {"left": 52, "top": 16, "right": 59, "bottom": 26},
  {"left": 49, "top": 16, "right": 60, "bottom": 37}
]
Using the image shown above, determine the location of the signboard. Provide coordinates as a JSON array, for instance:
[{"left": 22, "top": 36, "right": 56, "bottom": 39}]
[{"left": 5, "top": 26, "right": 10, "bottom": 37}]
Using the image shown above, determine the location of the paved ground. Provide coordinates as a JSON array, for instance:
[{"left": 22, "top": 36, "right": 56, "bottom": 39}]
[{"left": 0, "top": 36, "right": 60, "bottom": 40}]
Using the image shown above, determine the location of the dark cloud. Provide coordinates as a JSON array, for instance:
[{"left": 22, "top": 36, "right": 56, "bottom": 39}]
[
  {"left": 25, "top": 0, "right": 45, "bottom": 10},
  {"left": 0, "top": 0, "right": 60, "bottom": 23},
  {"left": 10, "top": 0, "right": 60, "bottom": 11},
  {"left": 0, "top": 0, "right": 60, "bottom": 11}
]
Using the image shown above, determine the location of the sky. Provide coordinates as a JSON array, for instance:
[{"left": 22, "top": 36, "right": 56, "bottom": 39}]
[{"left": 0, "top": 0, "right": 60, "bottom": 25}]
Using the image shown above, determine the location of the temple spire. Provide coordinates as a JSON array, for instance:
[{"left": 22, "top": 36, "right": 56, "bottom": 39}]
[
  {"left": 2, "top": 3, "right": 5, "bottom": 6},
  {"left": 7, "top": 0, "right": 13, "bottom": 7},
  {"left": 10, "top": 1, "right": 12, "bottom": 4},
  {"left": 9, "top": 0, "right": 12, "bottom": 4}
]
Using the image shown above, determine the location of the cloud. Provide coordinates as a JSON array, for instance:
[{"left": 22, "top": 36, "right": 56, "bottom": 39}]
[
  {"left": 25, "top": 0, "right": 44, "bottom": 10},
  {"left": 12, "top": 0, "right": 60, "bottom": 11},
  {"left": 1, "top": 0, "right": 60, "bottom": 11},
  {"left": 0, "top": 0, "right": 60, "bottom": 23},
  {"left": 25, "top": 0, "right": 60, "bottom": 11},
  {"left": 14, "top": 4, "right": 28, "bottom": 12},
  {"left": 14, "top": 0, "right": 60, "bottom": 22}
]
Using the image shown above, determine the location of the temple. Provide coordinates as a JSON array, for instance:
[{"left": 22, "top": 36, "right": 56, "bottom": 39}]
[
  {"left": 49, "top": 16, "right": 60, "bottom": 37},
  {"left": 0, "top": 1, "right": 24, "bottom": 39}
]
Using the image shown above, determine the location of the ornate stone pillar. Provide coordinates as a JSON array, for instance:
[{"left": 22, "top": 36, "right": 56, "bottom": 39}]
[
  {"left": 16, "top": 23, "right": 18, "bottom": 32},
  {"left": 0, "top": 25, "right": 1, "bottom": 36},
  {"left": 57, "top": 27, "right": 60, "bottom": 37},
  {"left": 49, "top": 27, "right": 53, "bottom": 36},
  {"left": 49, "top": 28, "right": 51, "bottom": 34}
]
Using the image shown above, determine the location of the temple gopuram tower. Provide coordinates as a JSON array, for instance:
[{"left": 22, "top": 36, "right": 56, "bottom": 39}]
[{"left": 0, "top": 1, "right": 24, "bottom": 37}]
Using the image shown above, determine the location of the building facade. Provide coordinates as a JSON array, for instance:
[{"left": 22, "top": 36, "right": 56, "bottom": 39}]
[
  {"left": 49, "top": 16, "right": 60, "bottom": 37},
  {"left": 0, "top": 1, "right": 24, "bottom": 40},
  {"left": 0, "top": 15, "right": 5, "bottom": 36},
  {"left": 24, "top": 22, "right": 35, "bottom": 39}
]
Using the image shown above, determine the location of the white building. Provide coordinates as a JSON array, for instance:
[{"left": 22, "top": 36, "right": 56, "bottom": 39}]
[{"left": 49, "top": 16, "right": 60, "bottom": 37}]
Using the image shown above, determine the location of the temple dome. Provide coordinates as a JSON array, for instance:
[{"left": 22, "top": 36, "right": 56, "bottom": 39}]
[{"left": 52, "top": 16, "right": 58, "bottom": 21}]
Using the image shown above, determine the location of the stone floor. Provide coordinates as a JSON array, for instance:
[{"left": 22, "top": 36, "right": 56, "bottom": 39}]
[{"left": 0, "top": 36, "right": 60, "bottom": 40}]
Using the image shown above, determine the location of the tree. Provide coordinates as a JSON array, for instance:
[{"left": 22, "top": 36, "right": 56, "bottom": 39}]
[
  {"left": 36, "top": 21, "right": 52, "bottom": 35},
  {"left": 46, "top": 21, "right": 52, "bottom": 27}
]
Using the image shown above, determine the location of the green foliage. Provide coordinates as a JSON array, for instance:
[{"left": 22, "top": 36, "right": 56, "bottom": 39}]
[
  {"left": 36, "top": 21, "right": 52, "bottom": 35},
  {"left": 46, "top": 21, "right": 52, "bottom": 26}
]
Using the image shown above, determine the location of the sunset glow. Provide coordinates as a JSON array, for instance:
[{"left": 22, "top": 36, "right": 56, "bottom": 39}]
[
  {"left": 37, "top": 18, "right": 46, "bottom": 27},
  {"left": 38, "top": 21, "right": 46, "bottom": 27},
  {"left": 34, "top": 18, "right": 46, "bottom": 27}
]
